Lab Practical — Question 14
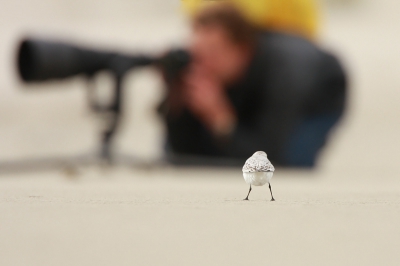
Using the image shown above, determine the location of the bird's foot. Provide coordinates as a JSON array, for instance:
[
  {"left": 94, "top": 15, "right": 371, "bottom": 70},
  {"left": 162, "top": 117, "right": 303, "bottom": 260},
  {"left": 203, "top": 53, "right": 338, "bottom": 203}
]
[
  {"left": 270, "top": 198, "right": 275, "bottom": 201},
  {"left": 243, "top": 198, "right": 249, "bottom": 201}
]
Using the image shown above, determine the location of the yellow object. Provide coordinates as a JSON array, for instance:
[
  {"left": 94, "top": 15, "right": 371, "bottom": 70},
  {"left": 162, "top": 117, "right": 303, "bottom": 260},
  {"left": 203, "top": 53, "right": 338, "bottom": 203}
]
[{"left": 181, "top": 0, "right": 318, "bottom": 40}]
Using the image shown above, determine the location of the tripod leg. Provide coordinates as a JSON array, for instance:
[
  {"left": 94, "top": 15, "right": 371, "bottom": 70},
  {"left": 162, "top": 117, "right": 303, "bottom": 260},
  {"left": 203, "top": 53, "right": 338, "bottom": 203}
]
[
  {"left": 244, "top": 185, "right": 252, "bottom": 200},
  {"left": 269, "top": 183, "right": 275, "bottom": 201}
]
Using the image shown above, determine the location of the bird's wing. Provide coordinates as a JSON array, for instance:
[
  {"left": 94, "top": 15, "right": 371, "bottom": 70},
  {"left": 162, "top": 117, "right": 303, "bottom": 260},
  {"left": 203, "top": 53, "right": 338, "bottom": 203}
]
[{"left": 242, "top": 157, "right": 275, "bottom": 172}]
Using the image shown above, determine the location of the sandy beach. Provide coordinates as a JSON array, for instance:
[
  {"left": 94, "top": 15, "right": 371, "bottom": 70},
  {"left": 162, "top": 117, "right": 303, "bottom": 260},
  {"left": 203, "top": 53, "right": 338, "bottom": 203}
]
[
  {"left": 1, "top": 167, "right": 399, "bottom": 265},
  {"left": 0, "top": 0, "right": 400, "bottom": 265}
]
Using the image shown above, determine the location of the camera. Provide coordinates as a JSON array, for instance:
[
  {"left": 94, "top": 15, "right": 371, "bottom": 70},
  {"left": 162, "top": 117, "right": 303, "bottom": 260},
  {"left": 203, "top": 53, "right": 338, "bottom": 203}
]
[{"left": 17, "top": 38, "right": 191, "bottom": 162}]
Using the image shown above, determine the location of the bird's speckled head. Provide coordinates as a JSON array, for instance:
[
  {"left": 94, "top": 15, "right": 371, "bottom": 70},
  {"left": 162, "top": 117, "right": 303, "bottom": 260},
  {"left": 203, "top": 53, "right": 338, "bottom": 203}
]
[{"left": 253, "top": 151, "right": 267, "bottom": 157}]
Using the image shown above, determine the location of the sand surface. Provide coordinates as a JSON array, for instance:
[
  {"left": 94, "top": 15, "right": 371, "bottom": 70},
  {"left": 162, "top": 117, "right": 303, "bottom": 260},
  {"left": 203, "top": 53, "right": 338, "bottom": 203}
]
[
  {"left": 1, "top": 0, "right": 400, "bottom": 265},
  {"left": 1, "top": 167, "right": 399, "bottom": 266}
]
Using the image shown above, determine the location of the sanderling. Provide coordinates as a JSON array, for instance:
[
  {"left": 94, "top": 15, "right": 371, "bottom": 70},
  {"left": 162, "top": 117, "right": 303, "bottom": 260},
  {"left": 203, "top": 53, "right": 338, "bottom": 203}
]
[{"left": 242, "top": 151, "right": 275, "bottom": 201}]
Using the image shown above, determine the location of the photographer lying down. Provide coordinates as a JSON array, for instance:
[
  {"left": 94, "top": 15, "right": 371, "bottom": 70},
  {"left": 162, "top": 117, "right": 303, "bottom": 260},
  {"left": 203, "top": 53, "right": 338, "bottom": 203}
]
[{"left": 159, "top": 3, "right": 347, "bottom": 167}]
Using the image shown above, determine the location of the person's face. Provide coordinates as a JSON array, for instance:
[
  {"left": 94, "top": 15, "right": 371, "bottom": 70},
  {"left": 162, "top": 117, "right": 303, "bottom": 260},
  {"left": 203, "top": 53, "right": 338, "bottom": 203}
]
[{"left": 191, "top": 25, "right": 250, "bottom": 83}]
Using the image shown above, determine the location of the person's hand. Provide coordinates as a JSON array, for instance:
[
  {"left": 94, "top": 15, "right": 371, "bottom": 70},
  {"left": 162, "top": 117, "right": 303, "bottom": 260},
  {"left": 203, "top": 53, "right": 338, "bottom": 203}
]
[{"left": 183, "top": 65, "right": 237, "bottom": 136}]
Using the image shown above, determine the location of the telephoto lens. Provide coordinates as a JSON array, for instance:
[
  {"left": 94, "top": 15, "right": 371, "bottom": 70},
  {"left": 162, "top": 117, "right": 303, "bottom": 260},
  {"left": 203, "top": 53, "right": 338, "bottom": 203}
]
[{"left": 17, "top": 38, "right": 191, "bottom": 83}]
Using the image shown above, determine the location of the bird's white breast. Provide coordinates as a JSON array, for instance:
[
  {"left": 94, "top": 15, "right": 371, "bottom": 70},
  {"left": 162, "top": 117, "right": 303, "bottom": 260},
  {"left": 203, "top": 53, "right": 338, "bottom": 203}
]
[{"left": 243, "top": 171, "right": 273, "bottom": 186}]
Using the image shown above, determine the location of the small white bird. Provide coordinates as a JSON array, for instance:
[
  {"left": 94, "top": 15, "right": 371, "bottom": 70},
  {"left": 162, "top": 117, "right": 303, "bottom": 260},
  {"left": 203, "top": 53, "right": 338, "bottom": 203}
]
[{"left": 242, "top": 151, "right": 275, "bottom": 201}]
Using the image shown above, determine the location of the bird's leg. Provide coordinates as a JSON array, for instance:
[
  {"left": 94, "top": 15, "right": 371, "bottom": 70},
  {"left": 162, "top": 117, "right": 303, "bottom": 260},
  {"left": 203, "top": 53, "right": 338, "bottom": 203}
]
[
  {"left": 244, "top": 185, "right": 252, "bottom": 200},
  {"left": 269, "top": 183, "right": 275, "bottom": 201}
]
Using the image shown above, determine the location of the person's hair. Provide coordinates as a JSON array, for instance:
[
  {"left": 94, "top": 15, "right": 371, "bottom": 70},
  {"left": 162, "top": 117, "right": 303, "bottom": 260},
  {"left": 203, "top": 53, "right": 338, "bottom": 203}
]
[{"left": 193, "top": 3, "right": 258, "bottom": 47}]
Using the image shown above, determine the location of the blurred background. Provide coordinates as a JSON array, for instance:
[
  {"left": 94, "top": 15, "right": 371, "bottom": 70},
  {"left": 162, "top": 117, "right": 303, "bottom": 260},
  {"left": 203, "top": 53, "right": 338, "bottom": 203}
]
[
  {"left": 1, "top": 0, "right": 399, "bottom": 174},
  {"left": 0, "top": 0, "right": 399, "bottom": 174},
  {"left": 0, "top": 0, "right": 186, "bottom": 166}
]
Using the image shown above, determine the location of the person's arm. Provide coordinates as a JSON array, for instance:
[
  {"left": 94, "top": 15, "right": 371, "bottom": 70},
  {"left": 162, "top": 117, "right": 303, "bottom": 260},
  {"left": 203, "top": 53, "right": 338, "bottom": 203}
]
[
  {"left": 178, "top": 47, "right": 306, "bottom": 163},
  {"left": 182, "top": 64, "right": 238, "bottom": 137}
]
